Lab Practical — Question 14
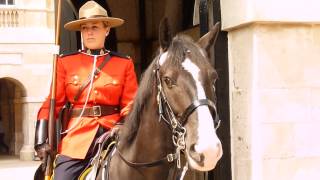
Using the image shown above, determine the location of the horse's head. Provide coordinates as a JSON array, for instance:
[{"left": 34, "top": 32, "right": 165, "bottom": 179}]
[{"left": 156, "top": 18, "right": 223, "bottom": 171}]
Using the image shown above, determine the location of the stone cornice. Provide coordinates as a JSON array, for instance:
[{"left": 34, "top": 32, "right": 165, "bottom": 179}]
[{"left": 221, "top": 0, "right": 320, "bottom": 31}]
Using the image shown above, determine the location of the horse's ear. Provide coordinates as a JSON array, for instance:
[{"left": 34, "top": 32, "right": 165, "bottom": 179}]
[
  {"left": 159, "top": 18, "right": 172, "bottom": 52},
  {"left": 197, "top": 22, "right": 221, "bottom": 53}
]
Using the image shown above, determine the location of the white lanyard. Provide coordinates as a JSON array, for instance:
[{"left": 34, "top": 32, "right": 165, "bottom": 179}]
[{"left": 61, "top": 55, "right": 98, "bottom": 135}]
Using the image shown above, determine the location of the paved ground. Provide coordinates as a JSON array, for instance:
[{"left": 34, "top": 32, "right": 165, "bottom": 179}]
[{"left": 0, "top": 155, "right": 41, "bottom": 179}]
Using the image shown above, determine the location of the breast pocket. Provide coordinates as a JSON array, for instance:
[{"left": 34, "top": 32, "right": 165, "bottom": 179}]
[
  {"left": 102, "top": 75, "right": 124, "bottom": 101},
  {"left": 65, "top": 74, "right": 82, "bottom": 98}
]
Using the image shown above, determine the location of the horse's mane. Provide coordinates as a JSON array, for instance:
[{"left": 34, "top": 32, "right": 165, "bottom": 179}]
[
  {"left": 122, "top": 34, "right": 209, "bottom": 143},
  {"left": 122, "top": 56, "right": 157, "bottom": 143}
]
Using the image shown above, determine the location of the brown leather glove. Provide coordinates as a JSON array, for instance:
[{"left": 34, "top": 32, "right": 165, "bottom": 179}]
[
  {"left": 35, "top": 143, "right": 51, "bottom": 160},
  {"left": 35, "top": 143, "right": 51, "bottom": 170},
  {"left": 35, "top": 119, "right": 50, "bottom": 170}
]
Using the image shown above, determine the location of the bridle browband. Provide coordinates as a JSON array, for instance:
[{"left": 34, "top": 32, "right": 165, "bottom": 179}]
[{"left": 115, "top": 50, "right": 221, "bottom": 179}]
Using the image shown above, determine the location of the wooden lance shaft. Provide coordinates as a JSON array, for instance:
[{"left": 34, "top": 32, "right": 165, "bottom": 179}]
[{"left": 45, "top": 0, "right": 62, "bottom": 179}]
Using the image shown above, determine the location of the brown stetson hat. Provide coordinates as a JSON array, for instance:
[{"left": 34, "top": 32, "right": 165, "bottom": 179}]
[{"left": 64, "top": 1, "right": 124, "bottom": 31}]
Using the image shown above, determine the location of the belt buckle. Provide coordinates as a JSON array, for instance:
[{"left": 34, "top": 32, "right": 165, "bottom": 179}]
[{"left": 93, "top": 105, "right": 101, "bottom": 117}]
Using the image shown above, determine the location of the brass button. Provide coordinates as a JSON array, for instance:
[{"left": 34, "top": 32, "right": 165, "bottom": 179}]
[
  {"left": 72, "top": 75, "right": 79, "bottom": 85},
  {"left": 112, "top": 80, "right": 118, "bottom": 85},
  {"left": 94, "top": 75, "right": 98, "bottom": 79},
  {"left": 94, "top": 90, "right": 98, "bottom": 94}
]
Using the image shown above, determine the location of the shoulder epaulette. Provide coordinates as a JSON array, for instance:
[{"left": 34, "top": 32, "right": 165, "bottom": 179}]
[
  {"left": 109, "top": 51, "right": 131, "bottom": 59},
  {"left": 59, "top": 51, "right": 80, "bottom": 58}
]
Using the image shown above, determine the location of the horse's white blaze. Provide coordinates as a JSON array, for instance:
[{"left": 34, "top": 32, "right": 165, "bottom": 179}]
[{"left": 182, "top": 58, "right": 222, "bottom": 171}]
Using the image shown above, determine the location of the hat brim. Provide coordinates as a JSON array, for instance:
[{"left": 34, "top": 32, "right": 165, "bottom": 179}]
[{"left": 64, "top": 17, "right": 124, "bottom": 31}]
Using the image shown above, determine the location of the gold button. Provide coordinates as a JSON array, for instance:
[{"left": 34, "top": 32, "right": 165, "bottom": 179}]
[
  {"left": 72, "top": 75, "right": 79, "bottom": 85},
  {"left": 94, "top": 90, "right": 98, "bottom": 94},
  {"left": 94, "top": 75, "right": 98, "bottom": 79},
  {"left": 112, "top": 80, "right": 118, "bottom": 85}
]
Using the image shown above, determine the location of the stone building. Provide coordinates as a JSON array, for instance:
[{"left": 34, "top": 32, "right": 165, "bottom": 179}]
[
  {"left": 221, "top": 0, "right": 320, "bottom": 179},
  {"left": 0, "top": 0, "right": 54, "bottom": 161}
]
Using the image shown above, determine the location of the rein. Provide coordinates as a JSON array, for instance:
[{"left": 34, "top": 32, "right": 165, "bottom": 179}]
[{"left": 116, "top": 147, "right": 178, "bottom": 168}]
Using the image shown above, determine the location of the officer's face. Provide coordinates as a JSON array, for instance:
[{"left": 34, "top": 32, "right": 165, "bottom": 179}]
[{"left": 80, "top": 21, "right": 110, "bottom": 49}]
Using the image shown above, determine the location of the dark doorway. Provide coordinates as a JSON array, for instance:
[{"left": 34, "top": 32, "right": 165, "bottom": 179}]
[
  {"left": 0, "top": 78, "right": 25, "bottom": 156},
  {"left": 209, "top": 0, "right": 231, "bottom": 180}
]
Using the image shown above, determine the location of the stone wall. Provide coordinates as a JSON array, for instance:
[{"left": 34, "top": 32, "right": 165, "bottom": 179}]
[
  {"left": 221, "top": 0, "right": 320, "bottom": 179},
  {"left": 0, "top": 0, "right": 54, "bottom": 160}
]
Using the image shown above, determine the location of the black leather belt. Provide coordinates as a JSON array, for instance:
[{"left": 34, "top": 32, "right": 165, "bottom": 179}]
[{"left": 71, "top": 105, "right": 120, "bottom": 117}]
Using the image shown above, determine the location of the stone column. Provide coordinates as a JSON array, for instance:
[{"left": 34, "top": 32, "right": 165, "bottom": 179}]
[
  {"left": 221, "top": 0, "right": 320, "bottom": 179},
  {"left": 19, "top": 100, "right": 34, "bottom": 160},
  {"left": 13, "top": 97, "right": 23, "bottom": 156},
  {"left": 19, "top": 97, "right": 43, "bottom": 161}
]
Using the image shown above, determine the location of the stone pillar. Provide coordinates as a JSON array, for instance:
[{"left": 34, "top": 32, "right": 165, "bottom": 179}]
[
  {"left": 19, "top": 101, "right": 34, "bottom": 160},
  {"left": 19, "top": 97, "right": 44, "bottom": 161},
  {"left": 221, "top": 0, "right": 320, "bottom": 179},
  {"left": 14, "top": 97, "right": 23, "bottom": 156}
]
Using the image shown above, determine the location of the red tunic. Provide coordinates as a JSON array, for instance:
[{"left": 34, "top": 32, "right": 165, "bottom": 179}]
[{"left": 37, "top": 51, "right": 138, "bottom": 159}]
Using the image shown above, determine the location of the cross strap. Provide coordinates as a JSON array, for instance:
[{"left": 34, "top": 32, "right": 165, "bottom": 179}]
[
  {"left": 116, "top": 147, "right": 177, "bottom": 168},
  {"left": 74, "top": 54, "right": 111, "bottom": 101}
]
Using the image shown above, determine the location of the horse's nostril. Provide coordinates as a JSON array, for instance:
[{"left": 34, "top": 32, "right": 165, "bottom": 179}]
[
  {"left": 189, "top": 144, "right": 204, "bottom": 164},
  {"left": 190, "top": 144, "right": 196, "bottom": 152}
]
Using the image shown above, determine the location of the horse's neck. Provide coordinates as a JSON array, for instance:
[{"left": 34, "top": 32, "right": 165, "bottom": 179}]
[
  {"left": 119, "top": 99, "right": 174, "bottom": 162},
  {"left": 107, "top": 102, "right": 174, "bottom": 180}
]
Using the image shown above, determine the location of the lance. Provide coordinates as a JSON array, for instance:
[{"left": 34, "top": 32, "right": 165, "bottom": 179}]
[{"left": 44, "top": 0, "right": 62, "bottom": 179}]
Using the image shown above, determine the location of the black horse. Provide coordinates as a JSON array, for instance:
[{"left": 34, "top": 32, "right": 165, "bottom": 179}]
[{"left": 81, "top": 19, "right": 223, "bottom": 180}]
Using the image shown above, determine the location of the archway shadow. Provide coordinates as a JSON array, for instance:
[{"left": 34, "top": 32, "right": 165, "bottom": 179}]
[{"left": 0, "top": 78, "right": 26, "bottom": 156}]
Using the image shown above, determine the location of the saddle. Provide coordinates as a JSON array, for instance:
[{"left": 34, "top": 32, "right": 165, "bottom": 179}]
[{"left": 78, "top": 130, "right": 118, "bottom": 180}]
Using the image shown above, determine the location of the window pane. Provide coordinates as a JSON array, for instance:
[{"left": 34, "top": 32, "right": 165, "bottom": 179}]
[
  {"left": 8, "top": 0, "right": 14, "bottom": 5},
  {"left": 0, "top": 0, "right": 6, "bottom": 5}
]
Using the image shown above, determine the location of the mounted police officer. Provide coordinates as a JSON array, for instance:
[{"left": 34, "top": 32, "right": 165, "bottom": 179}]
[{"left": 34, "top": 1, "right": 138, "bottom": 179}]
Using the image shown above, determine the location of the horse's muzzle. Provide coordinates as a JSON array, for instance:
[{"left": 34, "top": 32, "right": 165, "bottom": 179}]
[{"left": 187, "top": 140, "right": 223, "bottom": 171}]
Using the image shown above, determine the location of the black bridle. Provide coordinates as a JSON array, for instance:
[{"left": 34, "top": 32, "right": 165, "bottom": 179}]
[
  {"left": 116, "top": 51, "right": 221, "bottom": 178},
  {"left": 155, "top": 52, "right": 221, "bottom": 132}
]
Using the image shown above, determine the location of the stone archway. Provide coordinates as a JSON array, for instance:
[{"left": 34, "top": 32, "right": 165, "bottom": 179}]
[{"left": 0, "top": 78, "right": 26, "bottom": 157}]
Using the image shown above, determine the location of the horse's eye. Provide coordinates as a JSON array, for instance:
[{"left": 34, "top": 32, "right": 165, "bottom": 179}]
[{"left": 163, "top": 77, "right": 174, "bottom": 88}]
